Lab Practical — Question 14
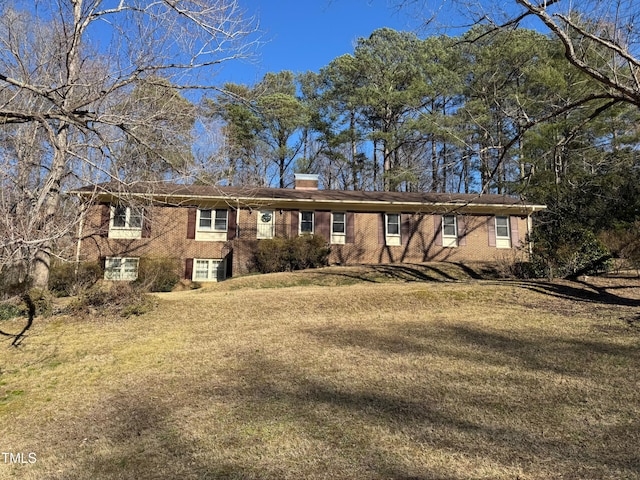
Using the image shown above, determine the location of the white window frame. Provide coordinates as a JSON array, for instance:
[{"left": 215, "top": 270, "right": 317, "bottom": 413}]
[
  {"left": 331, "top": 212, "right": 346, "bottom": 245},
  {"left": 385, "top": 213, "right": 401, "bottom": 246},
  {"left": 442, "top": 215, "right": 458, "bottom": 248},
  {"left": 196, "top": 209, "right": 227, "bottom": 241},
  {"left": 300, "top": 211, "right": 314, "bottom": 235},
  {"left": 104, "top": 257, "right": 139, "bottom": 281},
  {"left": 192, "top": 258, "right": 226, "bottom": 282},
  {"left": 495, "top": 216, "right": 511, "bottom": 249},
  {"left": 109, "top": 205, "right": 143, "bottom": 239}
]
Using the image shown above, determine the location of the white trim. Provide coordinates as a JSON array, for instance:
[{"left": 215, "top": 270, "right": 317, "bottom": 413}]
[
  {"left": 195, "top": 208, "right": 227, "bottom": 242},
  {"left": 299, "top": 211, "right": 314, "bottom": 235},
  {"left": 331, "top": 212, "right": 346, "bottom": 245},
  {"left": 109, "top": 205, "right": 142, "bottom": 239},
  {"left": 442, "top": 214, "right": 458, "bottom": 248},
  {"left": 495, "top": 215, "right": 511, "bottom": 249},
  {"left": 385, "top": 213, "right": 401, "bottom": 246},
  {"left": 192, "top": 258, "right": 226, "bottom": 282},
  {"left": 104, "top": 257, "right": 139, "bottom": 281}
]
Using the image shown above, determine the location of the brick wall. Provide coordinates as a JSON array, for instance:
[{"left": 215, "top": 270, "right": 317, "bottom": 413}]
[{"left": 80, "top": 203, "right": 531, "bottom": 279}]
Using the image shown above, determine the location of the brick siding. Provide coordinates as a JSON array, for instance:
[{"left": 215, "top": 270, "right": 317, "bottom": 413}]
[{"left": 80, "top": 203, "right": 532, "bottom": 280}]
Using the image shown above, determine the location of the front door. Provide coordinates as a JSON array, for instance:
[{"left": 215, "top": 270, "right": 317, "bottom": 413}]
[{"left": 257, "top": 210, "right": 275, "bottom": 239}]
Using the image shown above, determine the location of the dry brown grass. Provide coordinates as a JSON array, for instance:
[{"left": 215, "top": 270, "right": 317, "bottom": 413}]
[{"left": 1, "top": 266, "right": 639, "bottom": 479}]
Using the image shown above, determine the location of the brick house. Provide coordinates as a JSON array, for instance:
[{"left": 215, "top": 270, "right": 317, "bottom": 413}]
[{"left": 72, "top": 174, "right": 546, "bottom": 282}]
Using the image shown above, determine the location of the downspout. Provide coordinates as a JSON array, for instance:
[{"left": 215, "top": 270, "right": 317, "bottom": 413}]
[
  {"left": 74, "top": 197, "right": 87, "bottom": 276},
  {"left": 527, "top": 214, "right": 534, "bottom": 255}
]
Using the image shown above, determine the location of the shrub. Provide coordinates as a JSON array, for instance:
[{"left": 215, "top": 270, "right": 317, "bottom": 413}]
[
  {"left": 134, "top": 256, "right": 180, "bottom": 292},
  {"left": 252, "top": 234, "right": 330, "bottom": 274},
  {"left": 531, "top": 226, "right": 613, "bottom": 279},
  {"left": 600, "top": 221, "right": 640, "bottom": 274},
  {"left": 0, "top": 301, "right": 24, "bottom": 321},
  {"left": 48, "top": 261, "right": 102, "bottom": 297},
  {"left": 67, "top": 283, "right": 155, "bottom": 318}
]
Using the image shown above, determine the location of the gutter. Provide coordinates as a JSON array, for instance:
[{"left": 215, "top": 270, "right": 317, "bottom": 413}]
[{"left": 70, "top": 190, "right": 547, "bottom": 215}]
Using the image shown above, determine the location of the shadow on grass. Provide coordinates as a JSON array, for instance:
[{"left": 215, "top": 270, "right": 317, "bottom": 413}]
[
  {"left": 218, "top": 348, "right": 639, "bottom": 479},
  {"left": 315, "top": 262, "right": 485, "bottom": 284},
  {"left": 518, "top": 279, "right": 640, "bottom": 309}
]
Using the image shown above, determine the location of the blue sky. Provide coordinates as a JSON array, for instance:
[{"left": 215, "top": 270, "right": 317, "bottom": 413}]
[{"left": 216, "top": 0, "right": 425, "bottom": 85}]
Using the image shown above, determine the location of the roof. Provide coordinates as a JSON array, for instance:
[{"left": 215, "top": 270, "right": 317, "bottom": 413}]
[{"left": 70, "top": 182, "right": 546, "bottom": 214}]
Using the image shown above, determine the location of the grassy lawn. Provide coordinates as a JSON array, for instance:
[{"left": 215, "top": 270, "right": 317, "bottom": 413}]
[{"left": 1, "top": 265, "right": 639, "bottom": 479}]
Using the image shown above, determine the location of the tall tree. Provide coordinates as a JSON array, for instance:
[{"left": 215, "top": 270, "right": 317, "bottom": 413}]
[{"left": 0, "top": 1, "right": 256, "bottom": 290}]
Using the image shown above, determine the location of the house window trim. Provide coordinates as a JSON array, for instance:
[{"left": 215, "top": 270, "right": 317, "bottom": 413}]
[
  {"left": 195, "top": 208, "right": 228, "bottom": 242},
  {"left": 192, "top": 258, "right": 226, "bottom": 282},
  {"left": 104, "top": 257, "right": 139, "bottom": 281},
  {"left": 385, "top": 213, "right": 401, "bottom": 246},
  {"left": 109, "top": 205, "right": 143, "bottom": 239},
  {"left": 299, "top": 211, "right": 315, "bottom": 235},
  {"left": 442, "top": 214, "right": 458, "bottom": 248},
  {"left": 495, "top": 215, "right": 511, "bottom": 249},
  {"left": 331, "top": 212, "right": 346, "bottom": 244},
  {"left": 197, "top": 209, "right": 228, "bottom": 232}
]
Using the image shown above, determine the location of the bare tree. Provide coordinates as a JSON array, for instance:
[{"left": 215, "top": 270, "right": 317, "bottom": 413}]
[{"left": 0, "top": 0, "right": 257, "bottom": 292}]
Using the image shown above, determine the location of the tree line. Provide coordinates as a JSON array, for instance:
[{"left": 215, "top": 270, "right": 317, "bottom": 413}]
[{"left": 208, "top": 24, "right": 640, "bottom": 277}]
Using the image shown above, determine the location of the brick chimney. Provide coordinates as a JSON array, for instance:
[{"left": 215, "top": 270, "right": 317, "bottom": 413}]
[{"left": 294, "top": 173, "right": 319, "bottom": 190}]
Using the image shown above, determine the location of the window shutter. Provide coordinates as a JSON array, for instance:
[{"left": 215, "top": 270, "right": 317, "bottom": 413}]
[
  {"left": 378, "top": 214, "right": 385, "bottom": 245},
  {"left": 227, "top": 209, "right": 237, "bottom": 240},
  {"left": 510, "top": 216, "right": 520, "bottom": 248},
  {"left": 290, "top": 210, "right": 299, "bottom": 237},
  {"left": 433, "top": 214, "right": 443, "bottom": 247},
  {"left": 346, "top": 212, "right": 355, "bottom": 244},
  {"left": 100, "top": 204, "right": 111, "bottom": 237},
  {"left": 185, "top": 258, "right": 194, "bottom": 280},
  {"left": 487, "top": 217, "right": 496, "bottom": 247},
  {"left": 457, "top": 216, "right": 467, "bottom": 246},
  {"left": 401, "top": 214, "right": 411, "bottom": 246},
  {"left": 315, "top": 211, "right": 331, "bottom": 241},
  {"left": 187, "top": 207, "right": 197, "bottom": 239},
  {"left": 142, "top": 207, "right": 152, "bottom": 238}
]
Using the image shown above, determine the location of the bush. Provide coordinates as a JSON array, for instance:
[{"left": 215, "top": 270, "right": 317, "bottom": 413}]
[
  {"left": 48, "top": 261, "right": 102, "bottom": 297},
  {"left": 600, "top": 221, "right": 640, "bottom": 274},
  {"left": 531, "top": 226, "right": 613, "bottom": 279},
  {"left": 0, "top": 301, "right": 24, "bottom": 321},
  {"left": 252, "top": 234, "right": 330, "bottom": 274},
  {"left": 67, "top": 283, "right": 155, "bottom": 318},
  {"left": 133, "top": 256, "right": 180, "bottom": 292}
]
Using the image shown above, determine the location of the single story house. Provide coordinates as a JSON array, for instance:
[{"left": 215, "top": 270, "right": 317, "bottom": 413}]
[{"left": 72, "top": 174, "right": 546, "bottom": 282}]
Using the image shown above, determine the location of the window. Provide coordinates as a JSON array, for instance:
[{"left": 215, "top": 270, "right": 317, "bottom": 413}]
[
  {"left": 331, "top": 212, "right": 346, "bottom": 244},
  {"left": 109, "top": 205, "right": 143, "bottom": 239},
  {"left": 111, "top": 205, "right": 142, "bottom": 229},
  {"left": 442, "top": 215, "right": 458, "bottom": 247},
  {"left": 198, "top": 209, "right": 227, "bottom": 231},
  {"left": 495, "top": 216, "right": 511, "bottom": 248},
  {"left": 195, "top": 209, "right": 228, "bottom": 241},
  {"left": 300, "top": 211, "right": 314, "bottom": 234},
  {"left": 192, "top": 258, "right": 225, "bottom": 282},
  {"left": 385, "top": 213, "right": 401, "bottom": 246},
  {"left": 104, "top": 257, "right": 139, "bottom": 281}
]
